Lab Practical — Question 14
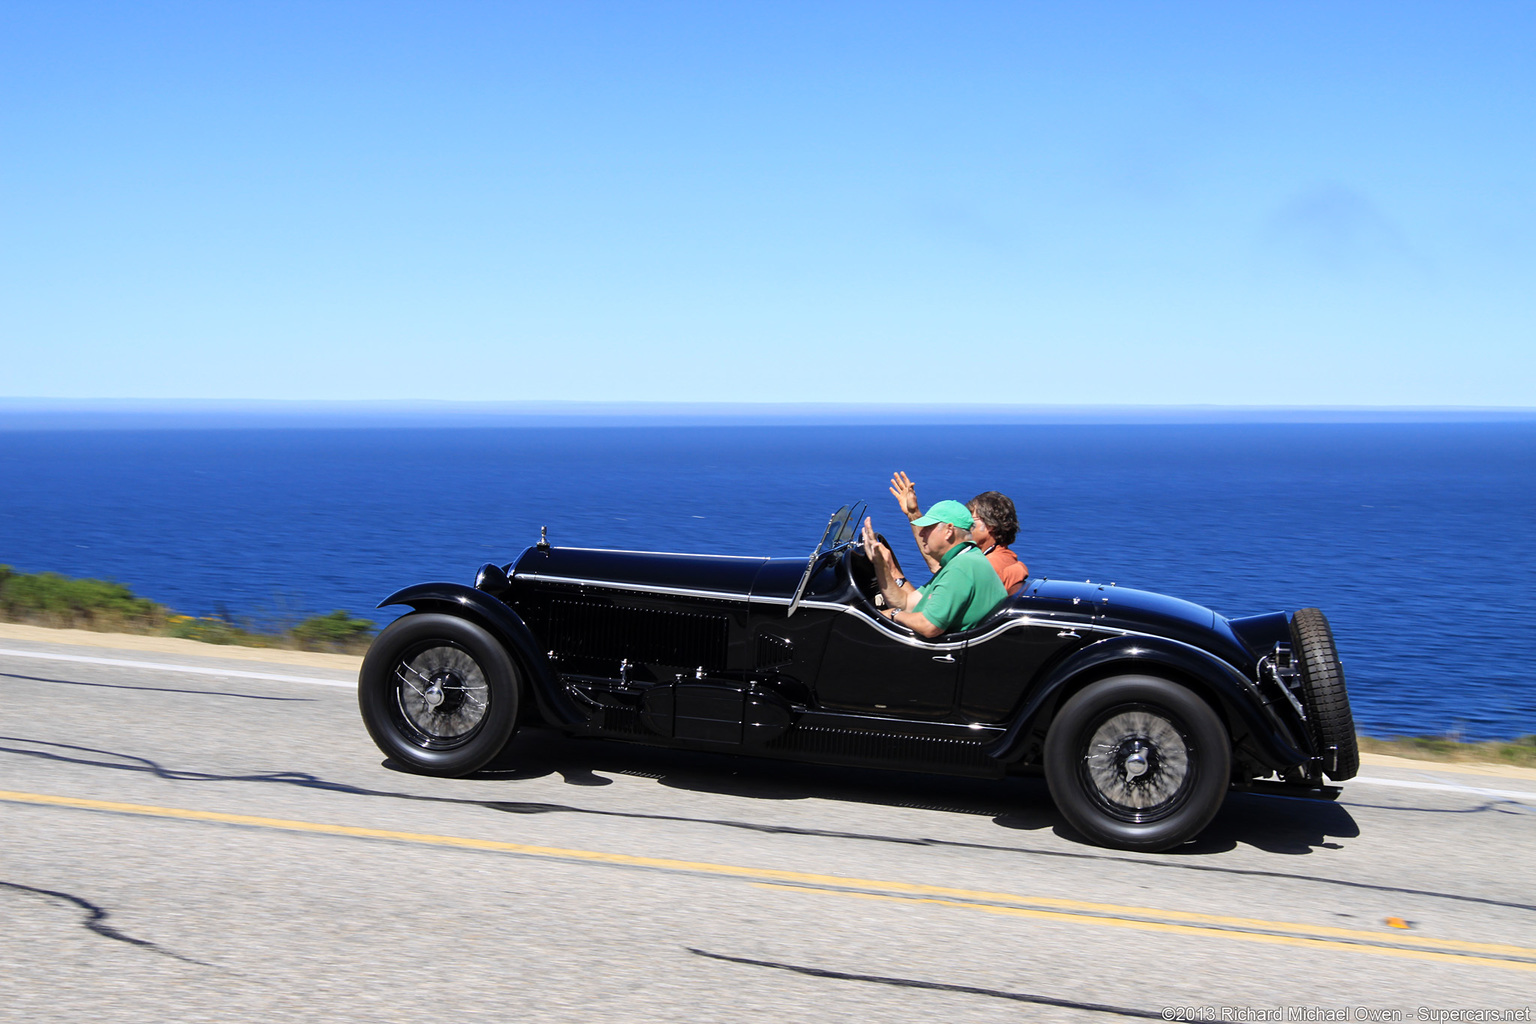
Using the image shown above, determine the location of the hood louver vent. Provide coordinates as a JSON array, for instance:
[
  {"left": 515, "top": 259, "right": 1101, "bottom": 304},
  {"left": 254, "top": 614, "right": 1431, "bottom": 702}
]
[
  {"left": 755, "top": 632, "right": 794, "bottom": 668},
  {"left": 548, "top": 599, "right": 729, "bottom": 671}
]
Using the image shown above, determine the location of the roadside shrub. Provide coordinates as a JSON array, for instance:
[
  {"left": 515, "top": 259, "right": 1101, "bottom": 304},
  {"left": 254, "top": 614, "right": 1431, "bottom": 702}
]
[
  {"left": 163, "top": 615, "right": 268, "bottom": 647},
  {"left": 1495, "top": 736, "right": 1536, "bottom": 768},
  {"left": 289, "top": 610, "right": 375, "bottom": 652},
  {"left": 1359, "top": 734, "right": 1536, "bottom": 769},
  {"left": 0, "top": 566, "right": 166, "bottom": 629},
  {"left": 0, "top": 565, "right": 377, "bottom": 654}
]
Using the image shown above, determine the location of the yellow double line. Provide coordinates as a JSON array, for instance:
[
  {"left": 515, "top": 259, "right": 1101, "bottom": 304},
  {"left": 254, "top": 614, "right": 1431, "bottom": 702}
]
[{"left": 4, "top": 788, "right": 1534, "bottom": 973}]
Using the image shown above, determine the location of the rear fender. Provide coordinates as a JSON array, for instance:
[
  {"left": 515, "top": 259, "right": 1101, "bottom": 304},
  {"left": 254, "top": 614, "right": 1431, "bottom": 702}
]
[
  {"left": 985, "top": 634, "right": 1308, "bottom": 770},
  {"left": 378, "top": 582, "right": 584, "bottom": 728}
]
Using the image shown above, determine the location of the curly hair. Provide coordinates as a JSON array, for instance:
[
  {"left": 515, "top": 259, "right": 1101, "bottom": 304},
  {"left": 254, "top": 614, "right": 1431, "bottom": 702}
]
[{"left": 967, "top": 491, "right": 1019, "bottom": 546}]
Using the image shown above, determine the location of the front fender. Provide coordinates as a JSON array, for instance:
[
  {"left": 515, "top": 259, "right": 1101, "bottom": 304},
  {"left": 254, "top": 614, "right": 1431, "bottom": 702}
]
[
  {"left": 985, "top": 633, "right": 1309, "bottom": 770},
  {"left": 378, "top": 582, "right": 584, "bottom": 728}
]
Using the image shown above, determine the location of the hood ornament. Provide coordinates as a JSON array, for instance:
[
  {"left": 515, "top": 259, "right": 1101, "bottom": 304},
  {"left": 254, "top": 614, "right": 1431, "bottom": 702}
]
[{"left": 537, "top": 525, "right": 550, "bottom": 553}]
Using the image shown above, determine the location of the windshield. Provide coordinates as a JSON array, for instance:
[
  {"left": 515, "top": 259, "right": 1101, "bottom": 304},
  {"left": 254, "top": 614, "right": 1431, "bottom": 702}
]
[
  {"left": 788, "top": 501, "right": 866, "bottom": 617},
  {"left": 824, "top": 501, "right": 867, "bottom": 548}
]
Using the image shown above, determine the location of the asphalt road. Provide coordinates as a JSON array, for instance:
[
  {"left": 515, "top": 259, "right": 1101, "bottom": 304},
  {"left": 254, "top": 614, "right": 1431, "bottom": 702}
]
[{"left": 2, "top": 634, "right": 1534, "bottom": 1024}]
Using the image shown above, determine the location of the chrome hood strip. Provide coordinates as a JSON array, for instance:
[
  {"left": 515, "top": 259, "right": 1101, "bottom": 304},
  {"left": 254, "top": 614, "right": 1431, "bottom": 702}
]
[
  {"left": 538, "top": 547, "right": 769, "bottom": 562},
  {"left": 515, "top": 572, "right": 754, "bottom": 604}
]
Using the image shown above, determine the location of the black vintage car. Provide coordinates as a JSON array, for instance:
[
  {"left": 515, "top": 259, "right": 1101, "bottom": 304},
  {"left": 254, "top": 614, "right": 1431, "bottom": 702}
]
[{"left": 358, "top": 504, "right": 1358, "bottom": 852}]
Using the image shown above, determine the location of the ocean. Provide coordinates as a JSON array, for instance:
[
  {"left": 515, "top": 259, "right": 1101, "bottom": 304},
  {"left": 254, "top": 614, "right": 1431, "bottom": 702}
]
[{"left": 2, "top": 420, "right": 1533, "bottom": 741}]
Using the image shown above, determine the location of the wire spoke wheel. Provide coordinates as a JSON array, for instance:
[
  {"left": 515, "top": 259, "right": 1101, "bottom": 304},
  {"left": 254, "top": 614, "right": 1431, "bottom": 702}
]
[
  {"left": 359, "top": 613, "right": 520, "bottom": 777},
  {"left": 1045, "top": 675, "right": 1230, "bottom": 852},
  {"left": 1081, "top": 707, "right": 1193, "bottom": 821},
  {"left": 393, "top": 642, "right": 491, "bottom": 748}
]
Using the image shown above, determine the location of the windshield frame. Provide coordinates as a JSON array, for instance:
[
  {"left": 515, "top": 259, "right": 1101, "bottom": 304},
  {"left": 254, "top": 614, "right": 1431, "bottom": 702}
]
[{"left": 787, "top": 501, "right": 866, "bottom": 617}]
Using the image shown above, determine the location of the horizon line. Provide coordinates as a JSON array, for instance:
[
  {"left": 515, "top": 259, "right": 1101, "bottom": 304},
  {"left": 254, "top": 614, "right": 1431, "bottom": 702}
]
[{"left": 3, "top": 397, "right": 1535, "bottom": 429}]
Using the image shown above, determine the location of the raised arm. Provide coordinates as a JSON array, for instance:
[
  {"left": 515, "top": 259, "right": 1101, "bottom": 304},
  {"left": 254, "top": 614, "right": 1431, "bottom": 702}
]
[{"left": 890, "top": 471, "right": 941, "bottom": 573}]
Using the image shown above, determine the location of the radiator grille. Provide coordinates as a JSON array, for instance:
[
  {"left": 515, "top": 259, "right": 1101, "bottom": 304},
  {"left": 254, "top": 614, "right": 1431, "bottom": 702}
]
[{"left": 547, "top": 599, "right": 730, "bottom": 670}]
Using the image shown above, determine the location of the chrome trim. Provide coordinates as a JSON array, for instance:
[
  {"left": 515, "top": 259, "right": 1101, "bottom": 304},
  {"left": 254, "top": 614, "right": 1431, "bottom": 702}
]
[
  {"left": 832, "top": 602, "right": 1255, "bottom": 675},
  {"left": 831, "top": 604, "right": 1080, "bottom": 651},
  {"left": 532, "top": 547, "right": 770, "bottom": 562},
  {"left": 515, "top": 573, "right": 754, "bottom": 603},
  {"left": 514, "top": 573, "right": 855, "bottom": 609}
]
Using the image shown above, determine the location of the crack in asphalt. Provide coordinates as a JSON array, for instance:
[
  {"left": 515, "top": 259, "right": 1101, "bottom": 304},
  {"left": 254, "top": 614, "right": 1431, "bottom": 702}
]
[
  {"left": 688, "top": 947, "right": 1162, "bottom": 1017},
  {"left": 0, "top": 881, "right": 209, "bottom": 965},
  {"left": 4, "top": 735, "right": 1534, "bottom": 916},
  {"left": 0, "top": 670, "right": 316, "bottom": 702}
]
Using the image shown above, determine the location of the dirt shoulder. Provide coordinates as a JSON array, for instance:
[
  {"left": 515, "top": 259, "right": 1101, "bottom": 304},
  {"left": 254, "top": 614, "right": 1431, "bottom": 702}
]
[{"left": 1358, "top": 752, "right": 1536, "bottom": 781}]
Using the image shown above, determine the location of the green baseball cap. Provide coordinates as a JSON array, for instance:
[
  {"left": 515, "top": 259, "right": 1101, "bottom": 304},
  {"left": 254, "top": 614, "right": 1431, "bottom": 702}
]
[{"left": 911, "top": 499, "right": 974, "bottom": 530}]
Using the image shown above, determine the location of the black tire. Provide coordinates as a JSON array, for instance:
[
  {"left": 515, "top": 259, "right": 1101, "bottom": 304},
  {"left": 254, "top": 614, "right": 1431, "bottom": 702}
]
[
  {"left": 1044, "top": 675, "right": 1231, "bottom": 852},
  {"left": 1290, "top": 607, "right": 1359, "bottom": 781},
  {"left": 358, "top": 613, "right": 520, "bottom": 777}
]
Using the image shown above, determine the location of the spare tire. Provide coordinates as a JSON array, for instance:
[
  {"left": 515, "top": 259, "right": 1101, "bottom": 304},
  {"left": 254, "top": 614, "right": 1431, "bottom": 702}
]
[{"left": 1290, "top": 607, "right": 1359, "bottom": 781}]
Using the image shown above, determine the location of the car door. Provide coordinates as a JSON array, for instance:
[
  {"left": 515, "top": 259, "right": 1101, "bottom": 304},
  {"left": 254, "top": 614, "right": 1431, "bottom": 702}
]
[
  {"left": 813, "top": 610, "right": 963, "bottom": 718},
  {"left": 959, "top": 613, "right": 1089, "bottom": 723}
]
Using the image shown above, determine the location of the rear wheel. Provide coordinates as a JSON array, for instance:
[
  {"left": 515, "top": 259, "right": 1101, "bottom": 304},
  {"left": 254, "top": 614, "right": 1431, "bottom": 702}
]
[
  {"left": 1291, "top": 607, "right": 1358, "bottom": 781},
  {"left": 358, "top": 613, "right": 520, "bottom": 776},
  {"left": 1045, "top": 675, "right": 1230, "bottom": 852}
]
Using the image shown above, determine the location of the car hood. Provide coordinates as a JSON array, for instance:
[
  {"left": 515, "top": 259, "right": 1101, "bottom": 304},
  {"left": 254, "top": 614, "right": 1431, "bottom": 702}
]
[{"left": 512, "top": 545, "right": 769, "bottom": 596}]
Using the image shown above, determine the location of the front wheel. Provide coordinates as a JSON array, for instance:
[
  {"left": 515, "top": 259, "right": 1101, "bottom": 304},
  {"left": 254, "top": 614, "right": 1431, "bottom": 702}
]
[
  {"left": 1044, "top": 675, "right": 1230, "bottom": 852},
  {"left": 358, "top": 612, "right": 520, "bottom": 776}
]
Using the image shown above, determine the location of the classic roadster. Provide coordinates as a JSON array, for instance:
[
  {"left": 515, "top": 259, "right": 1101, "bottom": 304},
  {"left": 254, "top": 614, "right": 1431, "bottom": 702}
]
[{"left": 358, "top": 504, "right": 1359, "bottom": 852}]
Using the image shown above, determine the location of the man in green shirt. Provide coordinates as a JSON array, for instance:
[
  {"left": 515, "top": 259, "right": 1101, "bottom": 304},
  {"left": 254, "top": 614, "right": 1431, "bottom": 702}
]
[{"left": 859, "top": 499, "right": 1009, "bottom": 638}]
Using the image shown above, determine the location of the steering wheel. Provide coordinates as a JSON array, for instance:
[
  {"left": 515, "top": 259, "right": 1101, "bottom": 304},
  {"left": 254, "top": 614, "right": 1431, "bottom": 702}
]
[{"left": 846, "top": 542, "right": 880, "bottom": 602}]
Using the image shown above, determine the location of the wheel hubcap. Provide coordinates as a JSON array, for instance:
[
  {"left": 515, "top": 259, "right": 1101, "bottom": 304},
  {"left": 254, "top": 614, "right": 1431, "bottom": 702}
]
[
  {"left": 1082, "top": 709, "right": 1193, "bottom": 821},
  {"left": 393, "top": 644, "right": 490, "bottom": 748},
  {"left": 1122, "top": 742, "right": 1151, "bottom": 780}
]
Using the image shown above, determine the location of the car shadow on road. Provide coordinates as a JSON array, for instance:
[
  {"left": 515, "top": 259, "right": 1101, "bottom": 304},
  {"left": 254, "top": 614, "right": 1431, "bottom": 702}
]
[
  {"left": 466, "top": 729, "right": 1359, "bottom": 856},
  {"left": 472, "top": 728, "right": 1031, "bottom": 818},
  {"left": 994, "top": 787, "right": 1359, "bottom": 856},
  {"left": 1164, "top": 792, "right": 1360, "bottom": 855}
]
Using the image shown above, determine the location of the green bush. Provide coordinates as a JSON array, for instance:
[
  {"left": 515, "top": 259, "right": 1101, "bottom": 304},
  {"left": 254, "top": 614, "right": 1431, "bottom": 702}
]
[
  {"left": 0, "top": 565, "right": 166, "bottom": 628},
  {"left": 163, "top": 615, "right": 267, "bottom": 647},
  {"left": 0, "top": 564, "right": 375, "bottom": 653},
  {"left": 289, "top": 610, "right": 375, "bottom": 651},
  {"left": 1495, "top": 736, "right": 1536, "bottom": 766},
  {"left": 1360, "top": 734, "right": 1536, "bottom": 769}
]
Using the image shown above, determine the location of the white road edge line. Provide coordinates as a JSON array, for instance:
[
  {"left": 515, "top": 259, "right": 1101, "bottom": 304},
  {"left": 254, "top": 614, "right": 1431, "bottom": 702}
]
[
  {"left": 0, "top": 647, "right": 355, "bottom": 688},
  {"left": 1348, "top": 776, "right": 1536, "bottom": 804}
]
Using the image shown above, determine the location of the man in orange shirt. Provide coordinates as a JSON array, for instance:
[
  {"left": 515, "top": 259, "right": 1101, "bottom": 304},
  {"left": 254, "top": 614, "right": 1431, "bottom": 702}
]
[{"left": 888, "top": 471, "right": 1027, "bottom": 595}]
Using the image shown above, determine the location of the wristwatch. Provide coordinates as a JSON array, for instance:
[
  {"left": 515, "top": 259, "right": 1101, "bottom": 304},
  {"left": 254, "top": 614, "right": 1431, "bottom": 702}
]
[{"left": 895, "top": 576, "right": 908, "bottom": 589}]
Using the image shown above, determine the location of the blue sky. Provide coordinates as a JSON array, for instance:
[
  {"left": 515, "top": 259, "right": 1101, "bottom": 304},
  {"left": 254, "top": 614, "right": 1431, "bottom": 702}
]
[{"left": 2, "top": 2, "right": 1532, "bottom": 407}]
